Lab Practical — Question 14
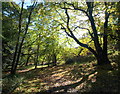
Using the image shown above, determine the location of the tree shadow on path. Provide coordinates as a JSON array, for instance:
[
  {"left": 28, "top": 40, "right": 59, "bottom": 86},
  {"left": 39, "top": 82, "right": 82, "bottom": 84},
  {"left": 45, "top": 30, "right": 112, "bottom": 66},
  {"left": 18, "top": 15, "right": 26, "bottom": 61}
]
[{"left": 36, "top": 64, "right": 120, "bottom": 94}]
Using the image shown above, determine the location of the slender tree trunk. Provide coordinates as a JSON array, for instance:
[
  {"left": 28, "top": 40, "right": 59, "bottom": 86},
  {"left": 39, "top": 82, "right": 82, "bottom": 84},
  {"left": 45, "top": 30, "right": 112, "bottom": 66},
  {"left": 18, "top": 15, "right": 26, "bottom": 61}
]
[
  {"left": 25, "top": 47, "right": 31, "bottom": 66},
  {"left": 11, "top": 1, "right": 24, "bottom": 75},
  {"left": 53, "top": 53, "right": 57, "bottom": 66},
  {"left": 35, "top": 34, "right": 40, "bottom": 69},
  {"left": 42, "top": 61, "right": 44, "bottom": 65},
  {"left": 47, "top": 55, "right": 51, "bottom": 67},
  {"left": 11, "top": 3, "right": 36, "bottom": 74},
  {"left": 77, "top": 48, "right": 83, "bottom": 56},
  {"left": 26, "top": 55, "right": 30, "bottom": 66},
  {"left": 102, "top": 2, "right": 110, "bottom": 64},
  {"left": 35, "top": 45, "right": 39, "bottom": 69},
  {"left": 35, "top": 59, "right": 37, "bottom": 69}
]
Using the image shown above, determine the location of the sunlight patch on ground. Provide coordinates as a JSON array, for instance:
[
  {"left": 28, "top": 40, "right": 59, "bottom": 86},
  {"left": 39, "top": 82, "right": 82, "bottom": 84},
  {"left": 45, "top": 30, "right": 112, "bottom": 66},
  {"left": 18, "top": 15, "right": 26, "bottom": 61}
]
[
  {"left": 52, "top": 70, "right": 68, "bottom": 78},
  {"left": 13, "top": 60, "right": 120, "bottom": 93},
  {"left": 52, "top": 69, "right": 64, "bottom": 74}
]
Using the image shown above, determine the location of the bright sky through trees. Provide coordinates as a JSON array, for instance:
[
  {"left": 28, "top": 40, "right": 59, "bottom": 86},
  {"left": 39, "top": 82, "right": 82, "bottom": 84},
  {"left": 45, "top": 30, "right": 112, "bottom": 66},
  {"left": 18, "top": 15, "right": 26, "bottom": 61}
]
[{"left": 13, "top": 0, "right": 89, "bottom": 48}]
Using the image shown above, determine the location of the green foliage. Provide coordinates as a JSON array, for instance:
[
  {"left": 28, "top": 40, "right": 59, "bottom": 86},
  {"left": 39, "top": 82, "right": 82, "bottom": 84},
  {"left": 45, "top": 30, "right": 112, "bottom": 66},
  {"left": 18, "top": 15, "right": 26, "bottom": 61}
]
[
  {"left": 2, "top": 2, "right": 20, "bottom": 70},
  {"left": 2, "top": 1, "right": 120, "bottom": 93}
]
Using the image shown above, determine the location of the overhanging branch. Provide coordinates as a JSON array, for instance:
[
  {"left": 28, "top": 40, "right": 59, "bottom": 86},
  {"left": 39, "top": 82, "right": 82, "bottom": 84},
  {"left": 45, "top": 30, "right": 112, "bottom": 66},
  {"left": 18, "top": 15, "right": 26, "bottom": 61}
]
[
  {"left": 62, "top": 7, "right": 97, "bottom": 56},
  {"left": 73, "top": 26, "right": 94, "bottom": 40},
  {"left": 64, "top": 2, "right": 88, "bottom": 15}
]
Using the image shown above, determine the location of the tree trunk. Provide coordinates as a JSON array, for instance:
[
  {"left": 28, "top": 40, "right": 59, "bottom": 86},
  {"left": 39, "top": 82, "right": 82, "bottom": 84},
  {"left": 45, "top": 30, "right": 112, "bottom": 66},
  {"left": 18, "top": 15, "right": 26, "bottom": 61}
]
[
  {"left": 11, "top": 1, "right": 24, "bottom": 75},
  {"left": 35, "top": 53, "right": 38, "bottom": 69},
  {"left": 96, "top": 50, "right": 110, "bottom": 65},
  {"left": 48, "top": 61, "right": 50, "bottom": 67},
  {"left": 63, "top": 2, "right": 111, "bottom": 66},
  {"left": 26, "top": 55, "right": 30, "bottom": 66},
  {"left": 35, "top": 56, "right": 38, "bottom": 69},
  {"left": 35, "top": 61, "right": 37, "bottom": 69},
  {"left": 25, "top": 47, "right": 31, "bottom": 66},
  {"left": 35, "top": 34, "right": 40, "bottom": 69},
  {"left": 53, "top": 53, "right": 57, "bottom": 66},
  {"left": 11, "top": 3, "right": 36, "bottom": 74},
  {"left": 77, "top": 48, "right": 83, "bottom": 56},
  {"left": 42, "top": 61, "right": 44, "bottom": 65}
]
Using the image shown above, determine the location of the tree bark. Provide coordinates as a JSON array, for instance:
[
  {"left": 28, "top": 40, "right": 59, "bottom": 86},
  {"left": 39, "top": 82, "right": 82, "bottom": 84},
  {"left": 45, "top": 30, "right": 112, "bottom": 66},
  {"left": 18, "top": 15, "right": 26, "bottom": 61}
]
[
  {"left": 11, "top": 1, "right": 24, "bottom": 75},
  {"left": 62, "top": 2, "right": 111, "bottom": 65},
  {"left": 96, "top": 51, "right": 110, "bottom": 65},
  {"left": 11, "top": 2, "right": 36, "bottom": 74},
  {"left": 26, "top": 55, "right": 30, "bottom": 66},
  {"left": 25, "top": 47, "right": 31, "bottom": 66},
  {"left": 35, "top": 44, "right": 39, "bottom": 69},
  {"left": 102, "top": 2, "right": 110, "bottom": 64},
  {"left": 35, "top": 34, "right": 40, "bottom": 69},
  {"left": 53, "top": 53, "right": 57, "bottom": 66}
]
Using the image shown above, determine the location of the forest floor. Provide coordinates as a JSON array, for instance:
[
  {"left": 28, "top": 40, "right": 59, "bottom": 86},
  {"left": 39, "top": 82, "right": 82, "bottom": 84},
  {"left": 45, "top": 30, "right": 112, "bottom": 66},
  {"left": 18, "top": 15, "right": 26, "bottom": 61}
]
[{"left": 3, "top": 54, "right": 120, "bottom": 94}]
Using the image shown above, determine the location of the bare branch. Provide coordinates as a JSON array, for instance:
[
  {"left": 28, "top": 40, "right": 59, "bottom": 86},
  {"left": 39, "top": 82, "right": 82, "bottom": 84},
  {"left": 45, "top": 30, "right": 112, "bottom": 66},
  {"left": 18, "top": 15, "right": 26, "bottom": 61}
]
[
  {"left": 11, "top": 2, "right": 20, "bottom": 14},
  {"left": 73, "top": 26, "right": 94, "bottom": 40},
  {"left": 60, "top": 3, "right": 97, "bottom": 56},
  {"left": 61, "top": 27, "right": 72, "bottom": 38},
  {"left": 64, "top": 8, "right": 75, "bottom": 37},
  {"left": 55, "top": 9, "right": 67, "bottom": 23},
  {"left": 64, "top": 8, "right": 96, "bottom": 55},
  {"left": 64, "top": 2, "right": 88, "bottom": 15}
]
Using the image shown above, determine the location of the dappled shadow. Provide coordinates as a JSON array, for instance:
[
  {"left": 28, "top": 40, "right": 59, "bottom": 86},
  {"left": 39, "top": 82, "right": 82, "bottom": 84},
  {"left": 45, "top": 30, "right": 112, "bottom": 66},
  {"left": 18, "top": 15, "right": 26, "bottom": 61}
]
[
  {"left": 36, "top": 71, "right": 96, "bottom": 94},
  {"left": 13, "top": 65, "right": 72, "bottom": 93},
  {"left": 11, "top": 61, "right": 120, "bottom": 94},
  {"left": 35, "top": 63, "right": 120, "bottom": 94},
  {"left": 36, "top": 79, "right": 85, "bottom": 94}
]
